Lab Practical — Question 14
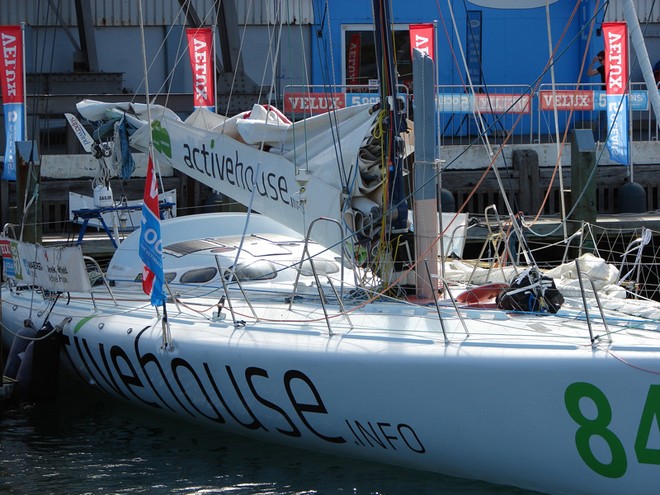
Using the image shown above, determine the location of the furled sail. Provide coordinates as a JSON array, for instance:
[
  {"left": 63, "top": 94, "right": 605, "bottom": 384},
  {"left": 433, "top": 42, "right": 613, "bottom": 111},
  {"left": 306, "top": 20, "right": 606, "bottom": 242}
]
[{"left": 78, "top": 99, "right": 389, "bottom": 253}]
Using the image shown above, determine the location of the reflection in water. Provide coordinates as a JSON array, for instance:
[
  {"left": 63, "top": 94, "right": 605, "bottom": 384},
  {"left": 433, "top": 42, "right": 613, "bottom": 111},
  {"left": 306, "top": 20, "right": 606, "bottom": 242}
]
[{"left": 0, "top": 381, "right": 536, "bottom": 495}]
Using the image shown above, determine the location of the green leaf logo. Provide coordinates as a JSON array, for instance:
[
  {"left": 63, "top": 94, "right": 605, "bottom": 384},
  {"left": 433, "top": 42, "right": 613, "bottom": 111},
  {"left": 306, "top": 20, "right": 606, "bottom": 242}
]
[
  {"left": 74, "top": 315, "right": 95, "bottom": 334},
  {"left": 151, "top": 121, "right": 172, "bottom": 158}
]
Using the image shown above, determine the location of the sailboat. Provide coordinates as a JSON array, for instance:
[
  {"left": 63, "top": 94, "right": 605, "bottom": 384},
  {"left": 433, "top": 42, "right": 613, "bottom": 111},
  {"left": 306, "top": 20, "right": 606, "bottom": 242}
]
[{"left": 2, "top": 1, "right": 660, "bottom": 494}]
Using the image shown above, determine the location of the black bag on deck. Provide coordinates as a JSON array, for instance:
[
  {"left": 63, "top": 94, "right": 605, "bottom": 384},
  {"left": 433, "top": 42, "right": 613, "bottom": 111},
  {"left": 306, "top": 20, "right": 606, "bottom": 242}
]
[{"left": 496, "top": 269, "right": 564, "bottom": 314}]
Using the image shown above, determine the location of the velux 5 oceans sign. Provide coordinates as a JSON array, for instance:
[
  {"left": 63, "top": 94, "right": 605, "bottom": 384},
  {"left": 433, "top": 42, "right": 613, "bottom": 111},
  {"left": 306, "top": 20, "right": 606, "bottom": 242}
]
[
  {"left": 0, "top": 25, "right": 26, "bottom": 181},
  {"left": 603, "top": 22, "right": 629, "bottom": 165}
]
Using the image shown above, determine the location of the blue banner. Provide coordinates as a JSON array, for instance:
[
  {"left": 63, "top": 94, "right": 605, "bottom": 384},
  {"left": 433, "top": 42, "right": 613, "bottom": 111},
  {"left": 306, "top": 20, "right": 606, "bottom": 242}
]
[
  {"left": 139, "top": 204, "right": 166, "bottom": 306},
  {"left": 594, "top": 90, "right": 647, "bottom": 111},
  {"left": 605, "top": 94, "right": 629, "bottom": 165},
  {"left": 138, "top": 156, "right": 166, "bottom": 306},
  {"left": 466, "top": 11, "right": 483, "bottom": 86},
  {"left": 2, "top": 102, "right": 25, "bottom": 181}
]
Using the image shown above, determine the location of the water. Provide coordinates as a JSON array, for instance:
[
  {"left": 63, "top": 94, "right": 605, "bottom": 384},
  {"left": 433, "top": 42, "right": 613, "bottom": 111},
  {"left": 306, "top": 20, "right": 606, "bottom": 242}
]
[{"left": 1, "top": 381, "right": 538, "bottom": 495}]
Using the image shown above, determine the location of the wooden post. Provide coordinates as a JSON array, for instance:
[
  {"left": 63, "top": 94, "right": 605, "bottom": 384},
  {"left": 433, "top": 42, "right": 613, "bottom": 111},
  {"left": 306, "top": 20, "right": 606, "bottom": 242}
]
[
  {"left": 570, "top": 129, "right": 596, "bottom": 251},
  {"left": 0, "top": 174, "right": 8, "bottom": 232},
  {"left": 512, "top": 149, "right": 540, "bottom": 214}
]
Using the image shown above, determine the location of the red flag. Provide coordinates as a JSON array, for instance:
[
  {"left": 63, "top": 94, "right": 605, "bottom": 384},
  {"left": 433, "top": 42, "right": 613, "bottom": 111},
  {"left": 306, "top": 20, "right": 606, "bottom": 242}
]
[
  {"left": 186, "top": 27, "right": 215, "bottom": 111},
  {"left": 347, "top": 33, "right": 361, "bottom": 86},
  {"left": 409, "top": 23, "right": 435, "bottom": 60}
]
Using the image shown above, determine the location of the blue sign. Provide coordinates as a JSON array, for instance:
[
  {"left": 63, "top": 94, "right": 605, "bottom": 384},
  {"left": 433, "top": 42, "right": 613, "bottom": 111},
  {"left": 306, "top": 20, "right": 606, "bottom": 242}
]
[
  {"left": 2, "top": 102, "right": 25, "bottom": 181},
  {"left": 606, "top": 94, "right": 629, "bottom": 165}
]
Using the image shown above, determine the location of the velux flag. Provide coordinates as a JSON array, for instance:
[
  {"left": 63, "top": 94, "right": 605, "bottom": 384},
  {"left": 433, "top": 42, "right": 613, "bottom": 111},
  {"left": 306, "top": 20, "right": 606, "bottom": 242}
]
[
  {"left": 603, "top": 22, "right": 629, "bottom": 165},
  {"left": 347, "top": 33, "right": 361, "bottom": 86},
  {"left": 139, "top": 155, "right": 166, "bottom": 306},
  {"left": 409, "top": 23, "right": 435, "bottom": 60},
  {"left": 186, "top": 27, "right": 215, "bottom": 111},
  {"left": 0, "top": 25, "right": 26, "bottom": 181}
]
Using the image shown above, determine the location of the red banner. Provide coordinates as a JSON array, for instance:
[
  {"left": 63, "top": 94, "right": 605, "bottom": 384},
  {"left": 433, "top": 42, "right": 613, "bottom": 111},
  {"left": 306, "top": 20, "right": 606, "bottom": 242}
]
[
  {"left": 186, "top": 27, "right": 215, "bottom": 110},
  {"left": 539, "top": 90, "right": 593, "bottom": 111},
  {"left": 475, "top": 93, "right": 531, "bottom": 114},
  {"left": 347, "top": 33, "right": 361, "bottom": 86},
  {"left": 603, "top": 22, "right": 628, "bottom": 96},
  {"left": 409, "top": 23, "right": 435, "bottom": 60},
  {"left": 0, "top": 25, "right": 24, "bottom": 104},
  {"left": 283, "top": 92, "right": 346, "bottom": 115}
]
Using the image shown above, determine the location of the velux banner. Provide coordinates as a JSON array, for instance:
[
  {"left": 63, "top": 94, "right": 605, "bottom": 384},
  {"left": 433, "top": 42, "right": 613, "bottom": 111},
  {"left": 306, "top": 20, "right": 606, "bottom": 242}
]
[
  {"left": 603, "top": 22, "right": 629, "bottom": 165},
  {"left": 186, "top": 27, "right": 215, "bottom": 111},
  {"left": 409, "top": 23, "right": 435, "bottom": 60},
  {"left": 0, "top": 25, "right": 26, "bottom": 181}
]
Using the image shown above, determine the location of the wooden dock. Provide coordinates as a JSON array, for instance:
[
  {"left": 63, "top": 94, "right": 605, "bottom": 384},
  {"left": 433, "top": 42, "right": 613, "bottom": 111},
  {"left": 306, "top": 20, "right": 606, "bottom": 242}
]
[
  {"left": 33, "top": 211, "right": 660, "bottom": 263},
  {"left": 465, "top": 212, "right": 660, "bottom": 241}
]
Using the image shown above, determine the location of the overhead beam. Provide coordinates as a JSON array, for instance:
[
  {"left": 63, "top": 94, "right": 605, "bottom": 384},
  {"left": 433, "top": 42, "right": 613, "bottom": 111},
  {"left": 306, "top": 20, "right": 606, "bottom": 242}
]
[
  {"left": 73, "top": 0, "right": 99, "bottom": 72},
  {"left": 216, "top": 0, "right": 240, "bottom": 73},
  {"left": 46, "top": 0, "right": 81, "bottom": 51}
]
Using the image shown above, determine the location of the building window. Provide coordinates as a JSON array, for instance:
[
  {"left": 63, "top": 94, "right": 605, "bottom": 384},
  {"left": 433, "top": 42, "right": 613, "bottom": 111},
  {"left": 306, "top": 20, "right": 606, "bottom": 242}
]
[{"left": 343, "top": 25, "right": 412, "bottom": 91}]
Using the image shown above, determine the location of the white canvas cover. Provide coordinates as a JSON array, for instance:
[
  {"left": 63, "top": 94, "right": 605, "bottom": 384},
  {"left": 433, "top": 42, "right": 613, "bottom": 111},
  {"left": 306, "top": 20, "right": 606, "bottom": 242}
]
[
  {"left": 150, "top": 104, "right": 378, "bottom": 251},
  {"left": 0, "top": 237, "right": 92, "bottom": 292},
  {"left": 72, "top": 100, "right": 391, "bottom": 252}
]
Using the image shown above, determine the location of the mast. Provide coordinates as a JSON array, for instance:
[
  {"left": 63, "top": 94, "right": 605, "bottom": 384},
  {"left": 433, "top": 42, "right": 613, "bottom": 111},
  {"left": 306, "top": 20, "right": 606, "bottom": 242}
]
[
  {"left": 372, "top": 0, "right": 408, "bottom": 231},
  {"left": 412, "top": 49, "right": 438, "bottom": 298}
]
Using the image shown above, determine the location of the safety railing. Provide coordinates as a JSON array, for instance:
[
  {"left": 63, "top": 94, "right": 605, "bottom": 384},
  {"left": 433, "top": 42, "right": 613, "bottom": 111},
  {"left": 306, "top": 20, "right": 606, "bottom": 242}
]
[
  {"left": 436, "top": 84, "right": 535, "bottom": 146},
  {"left": 83, "top": 255, "right": 117, "bottom": 308},
  {"left": 436, "top": 82, "right": 659, "bottom": 146},
  {"left": 288, "top": 216, "right": 353, "bottom": 337},
  {"left": 535, "top": 81, "right": 659, "bottom": 144},
  {"left": 282, "top": 84, "right": 411, "bottom": 121},
  {"left": 281, "top": 82, "right": 659, "bottom": 147}
]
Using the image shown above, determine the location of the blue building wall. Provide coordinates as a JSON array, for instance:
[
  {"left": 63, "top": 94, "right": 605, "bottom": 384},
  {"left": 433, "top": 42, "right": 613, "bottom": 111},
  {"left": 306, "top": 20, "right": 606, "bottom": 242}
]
[{"left": 308, "top": 0, "right": 603, "bottom": 90}]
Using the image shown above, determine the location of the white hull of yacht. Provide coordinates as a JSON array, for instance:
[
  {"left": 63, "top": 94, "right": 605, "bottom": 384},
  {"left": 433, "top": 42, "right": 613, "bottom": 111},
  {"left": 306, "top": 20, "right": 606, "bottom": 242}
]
[{"left": 2, "top": 281, "right": 659, "bottom": 495}]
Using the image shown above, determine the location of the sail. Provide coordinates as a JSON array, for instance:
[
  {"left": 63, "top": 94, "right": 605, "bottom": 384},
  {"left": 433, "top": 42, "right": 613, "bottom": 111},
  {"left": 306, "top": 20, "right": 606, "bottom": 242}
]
[{"left": 148, "top": 104, "right": 379, "bottom": 251}]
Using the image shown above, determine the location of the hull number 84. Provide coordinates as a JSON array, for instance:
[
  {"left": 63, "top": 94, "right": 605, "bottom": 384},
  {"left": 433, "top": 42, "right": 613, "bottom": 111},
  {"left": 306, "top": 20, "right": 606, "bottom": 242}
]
[{"left": 564, "top": 382, "right": 660, "bottom": 478}]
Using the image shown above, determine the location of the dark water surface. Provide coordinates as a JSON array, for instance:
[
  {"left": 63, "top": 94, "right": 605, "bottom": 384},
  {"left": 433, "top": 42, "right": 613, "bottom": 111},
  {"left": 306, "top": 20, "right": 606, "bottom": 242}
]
[{"left": 0, "top": 381, "right": 538, "bottom": 495}]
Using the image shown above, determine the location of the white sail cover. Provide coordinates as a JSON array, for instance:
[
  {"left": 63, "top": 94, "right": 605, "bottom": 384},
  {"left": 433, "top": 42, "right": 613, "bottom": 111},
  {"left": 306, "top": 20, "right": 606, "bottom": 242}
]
[
  {"left": 148, "top": 104, "right": 379, "bottom": 250},
  {"left": 75, "top": 99, "right": 385, "bottom": 251},
  {"left": 77, "top": 99, "right": 181, "bottom": 129}
]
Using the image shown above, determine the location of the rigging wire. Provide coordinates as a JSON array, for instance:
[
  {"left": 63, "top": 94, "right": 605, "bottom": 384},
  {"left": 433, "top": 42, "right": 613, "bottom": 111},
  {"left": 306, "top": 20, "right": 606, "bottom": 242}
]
[
  {"left": 23, "top": 2, "right": 652, "bottom": 294},
  {"left": 425, "top": 0, "right": 622, "bottom": 245},
  {"left": 308, "top": 0, "right": 353, "bottom": 191},
  {"left": 546, "top": 0, "right": 568, "bottom": 240},
  {"left": 529, "top": 0, "right": 601, "bottom": 229},
  {"left": 442, "top": 0, "right": 538, "bottom": 266},
  {"left": 224, "top": 0, "right": 256, "bottom": 118},
  {"left": 363, "top": 0, "right": 620, "bottom": 286}
]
